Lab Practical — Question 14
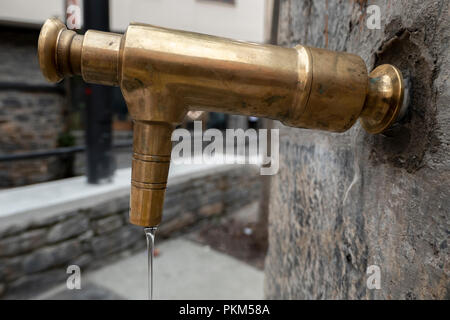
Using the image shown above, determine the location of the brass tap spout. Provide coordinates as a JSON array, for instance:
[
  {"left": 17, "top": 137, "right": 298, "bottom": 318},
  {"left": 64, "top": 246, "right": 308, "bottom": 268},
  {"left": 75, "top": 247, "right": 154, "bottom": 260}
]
[{"left": 38, "top": 18, "right": 406, "bottom": 227}]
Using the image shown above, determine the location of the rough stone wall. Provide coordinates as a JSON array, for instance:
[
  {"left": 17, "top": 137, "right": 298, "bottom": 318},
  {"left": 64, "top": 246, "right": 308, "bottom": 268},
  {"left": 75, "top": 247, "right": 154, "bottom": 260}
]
[
  {"left": 0, "top": 165, "right": 261, "bottom": 299},
  {"left": 265, "top": 0, "right": 449, "bottom": 299},
  {"left": 0, "top": 27, "right": 67, "bottom": 187}
]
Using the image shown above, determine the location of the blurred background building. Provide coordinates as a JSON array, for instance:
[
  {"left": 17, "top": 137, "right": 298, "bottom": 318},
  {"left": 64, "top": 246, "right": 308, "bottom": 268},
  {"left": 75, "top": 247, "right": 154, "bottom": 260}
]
[
  {"left": 0, "top": 0, "right": 275, "bottom": 299},
  {"left": 0, "top": 0, "right": 274, "bottom": 187}
]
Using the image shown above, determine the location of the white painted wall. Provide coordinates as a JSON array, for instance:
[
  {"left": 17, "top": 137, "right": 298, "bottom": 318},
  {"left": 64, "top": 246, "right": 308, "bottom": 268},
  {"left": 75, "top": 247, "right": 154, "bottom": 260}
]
[
  {"left": 0, "top": 0, "right": 269, "bottom": 43},
  {"left": 110, "top": 0, "right": 267, "bottom": 42},
  {"left": 0, "top": 0, "right": 65, "bottom": 26}
]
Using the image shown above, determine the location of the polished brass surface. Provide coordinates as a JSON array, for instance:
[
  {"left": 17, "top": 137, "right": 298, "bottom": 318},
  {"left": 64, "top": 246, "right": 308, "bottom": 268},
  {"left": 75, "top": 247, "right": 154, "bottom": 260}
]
[
  {"left": 38, "top": 18, "right": 66, "bottom": 83},
  {"left": 130, "top": 121, "right": 173, "bottom": 226},
  {"left": 360, "top": 64, "right": 405, "bottom": 134},
  {"left": 37, "top": 18, "right": 407, "bottom": 227},
  {"left": 81, "top": 30, "right": 122, "bottom": 86}
]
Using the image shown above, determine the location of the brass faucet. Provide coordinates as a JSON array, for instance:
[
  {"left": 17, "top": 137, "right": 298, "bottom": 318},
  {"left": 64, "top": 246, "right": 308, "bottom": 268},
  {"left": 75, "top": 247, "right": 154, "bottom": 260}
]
[{"left": 38, "top": 18, "right": 406, "bottom": 227}]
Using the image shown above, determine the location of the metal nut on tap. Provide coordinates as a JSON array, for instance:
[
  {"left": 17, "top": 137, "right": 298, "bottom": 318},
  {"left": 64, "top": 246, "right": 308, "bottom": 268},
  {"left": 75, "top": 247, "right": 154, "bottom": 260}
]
[{"left": 38, "top": 18, "right": 407, "bottom": 227}]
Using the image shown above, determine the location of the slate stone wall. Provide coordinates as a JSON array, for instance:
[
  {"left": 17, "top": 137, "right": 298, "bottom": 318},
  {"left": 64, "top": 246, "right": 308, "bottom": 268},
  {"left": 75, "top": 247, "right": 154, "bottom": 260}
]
[{"left": 265, "top": 0, "right": 449, "bottom": 299}]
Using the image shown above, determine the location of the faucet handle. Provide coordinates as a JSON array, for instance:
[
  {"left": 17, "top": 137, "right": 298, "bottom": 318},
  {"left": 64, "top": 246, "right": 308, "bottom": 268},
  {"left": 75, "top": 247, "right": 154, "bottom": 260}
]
[
  {"left": 38, "top": 18, "right": 83, "bottom": 83},
  {"left": 38, "top": 18, "right": 121, "bottom": 86},
  {"left": 38, "top": 18, "right": 67, "bottom": 83}
]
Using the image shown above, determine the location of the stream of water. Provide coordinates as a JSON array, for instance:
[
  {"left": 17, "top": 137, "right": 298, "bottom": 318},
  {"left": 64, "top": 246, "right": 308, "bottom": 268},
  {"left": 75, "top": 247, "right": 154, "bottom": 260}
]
[{"left": 144, "top": 227, "right": 158, "bottom": 300}]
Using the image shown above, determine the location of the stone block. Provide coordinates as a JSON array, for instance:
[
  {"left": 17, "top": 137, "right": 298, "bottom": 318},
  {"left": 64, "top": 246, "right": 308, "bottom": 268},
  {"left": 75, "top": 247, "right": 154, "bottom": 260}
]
[
  {"left": 22, "top": 240, "right": 82, "bottom": 274},
  {"left": 92, "top": 215, "right": 123, "bottom": 234},
  {"left": 47, "top": 215, "right": 89, "bottom": 243},
  {"left": 91, "top": 225, "right": 143, "bottom": 258},
  {"left": 88, "top": 200, "right": 121, "bottom": 219},
  {"left": 158, "top": 212, "right": 197, "bottom": 238},
  {"left": 0, "top": 257, "right": 22, "bottom": 282},
  {"left": 0, "top": 283, "right": 5, "bottom": 297},
  {"left": 0, "top": 228, "right": 47, "bottom": 257},
  {"left": 0, "top": 224, "right": 26, "bottom": 239},
  {"left": 199, "top": 202, "right": 224, "bottom": 217}
]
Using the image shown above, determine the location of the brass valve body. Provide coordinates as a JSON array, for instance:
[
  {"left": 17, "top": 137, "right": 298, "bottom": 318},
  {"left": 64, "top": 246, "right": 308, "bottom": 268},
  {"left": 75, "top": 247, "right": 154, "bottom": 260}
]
[{"left": 38, "top": 18, "right": 405, "bottom": 227}]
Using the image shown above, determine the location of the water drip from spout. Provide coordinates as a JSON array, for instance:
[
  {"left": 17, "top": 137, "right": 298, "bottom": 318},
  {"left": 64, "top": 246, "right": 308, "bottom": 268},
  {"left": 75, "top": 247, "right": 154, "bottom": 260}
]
[{"left": 144, "top": 226, "right": 158, "bottom": 300}]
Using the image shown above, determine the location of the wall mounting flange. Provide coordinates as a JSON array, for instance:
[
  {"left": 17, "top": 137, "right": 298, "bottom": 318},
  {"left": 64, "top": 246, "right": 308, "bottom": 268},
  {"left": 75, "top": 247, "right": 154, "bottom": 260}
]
[{"left": 360, "top": 64, "right": 406, "bottom": 134}]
